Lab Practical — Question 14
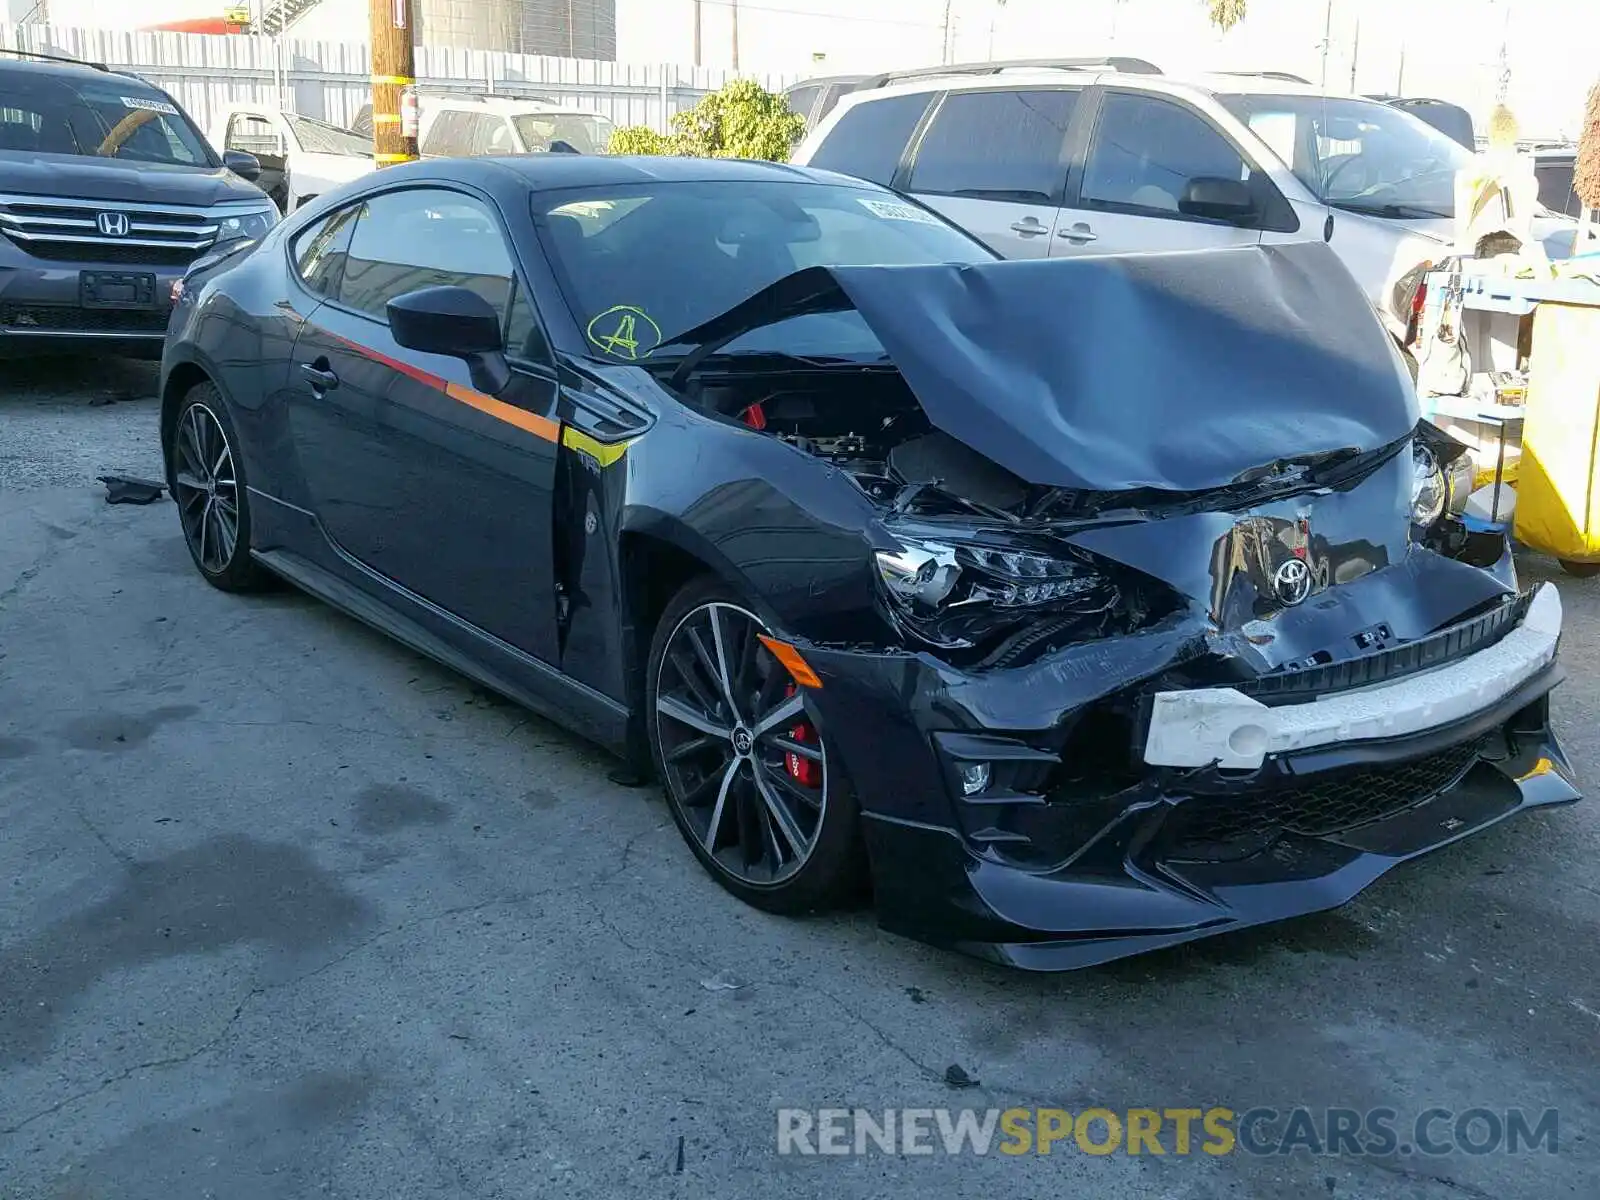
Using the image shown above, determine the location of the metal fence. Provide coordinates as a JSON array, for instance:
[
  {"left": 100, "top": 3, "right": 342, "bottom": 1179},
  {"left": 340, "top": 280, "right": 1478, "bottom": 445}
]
[{"left": 0, "top": 23, "right": 798, "bottom": 135}]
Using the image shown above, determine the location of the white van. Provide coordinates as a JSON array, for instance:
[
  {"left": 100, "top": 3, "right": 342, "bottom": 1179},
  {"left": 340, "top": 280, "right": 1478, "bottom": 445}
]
[{"left": 792, "top": 66, "right": 1576, "bottom": 347}]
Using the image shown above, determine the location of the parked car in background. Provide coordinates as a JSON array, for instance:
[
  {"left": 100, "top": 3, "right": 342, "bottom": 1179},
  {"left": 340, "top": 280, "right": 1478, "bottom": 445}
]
[
  {"left": 1366, "top": 94, "right": 1476, "bottom": 150},
  {"left": 793, "top": 65, "right": 1575, "bottom": 350},
  {"left": 417, "top": 94, "right": 616, "bottom": 157},
  {"left": 782, "top": 75, "right": 868, "bottom": 135},
  {"left": 211, "top": 104, "right": 374, "bottom": 212},
  {"left": 0, "top": 49, "right": 276, "bottom": 358},
  {"left": 1528, "top": 144, "right": 1581, "bottom": 217}
]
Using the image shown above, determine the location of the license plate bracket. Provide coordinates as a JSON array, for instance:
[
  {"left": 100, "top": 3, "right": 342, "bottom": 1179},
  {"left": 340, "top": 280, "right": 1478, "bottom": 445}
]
[{"left": 80, "top": 271, "right": 157, "bottom": 310}]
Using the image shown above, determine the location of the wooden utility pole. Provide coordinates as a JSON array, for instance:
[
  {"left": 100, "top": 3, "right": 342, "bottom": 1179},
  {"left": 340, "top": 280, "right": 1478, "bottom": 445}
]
[{"left": 369, "top": 0, "right": 418, "bottom": 166}]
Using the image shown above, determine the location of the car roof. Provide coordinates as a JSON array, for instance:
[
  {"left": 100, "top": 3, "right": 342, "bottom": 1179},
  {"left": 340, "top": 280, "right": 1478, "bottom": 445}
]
[
  {"left": 849, "top": 66, "right": 1374, "bottom": 104},
  {"left": 376, "top": 153, "right": 883, "bottom": 192},
  {"left": 429, "top": 93, "right": 607, "bottom": 117},
  {"left": 0, "top": 55, "right": 142, "bottom": 86}
]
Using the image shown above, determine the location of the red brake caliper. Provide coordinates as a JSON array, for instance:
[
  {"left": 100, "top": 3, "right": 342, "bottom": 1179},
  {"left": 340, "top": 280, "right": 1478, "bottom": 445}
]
[{"left": 782, "top": 682, "right": 821, "bottom": 787}]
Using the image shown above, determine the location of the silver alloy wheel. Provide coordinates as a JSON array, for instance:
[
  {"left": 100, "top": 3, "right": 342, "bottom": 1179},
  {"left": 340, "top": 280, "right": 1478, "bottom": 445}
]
[
  {"left": 172, "top": 403, "right": 240, "bottom": 575},
  {"left": 654, "top": 600, "right": 827, "bottom": 885}
]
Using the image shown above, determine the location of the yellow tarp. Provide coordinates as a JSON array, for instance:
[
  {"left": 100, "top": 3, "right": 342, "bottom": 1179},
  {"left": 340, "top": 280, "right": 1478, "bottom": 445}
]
[{"left": 1514, "top": 303, "right": 1600, "bottom": 562}]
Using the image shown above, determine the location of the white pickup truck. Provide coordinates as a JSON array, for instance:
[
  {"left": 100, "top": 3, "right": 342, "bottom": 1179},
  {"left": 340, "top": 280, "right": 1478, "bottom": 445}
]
[{"left": 209, "top": 105, "right": 374, "bottom": 212}]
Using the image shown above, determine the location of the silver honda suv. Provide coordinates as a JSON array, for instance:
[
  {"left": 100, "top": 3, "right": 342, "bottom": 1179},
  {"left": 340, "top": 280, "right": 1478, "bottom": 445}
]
[{"left": 0, "top": 50, "right": 279, "bottom": 358}]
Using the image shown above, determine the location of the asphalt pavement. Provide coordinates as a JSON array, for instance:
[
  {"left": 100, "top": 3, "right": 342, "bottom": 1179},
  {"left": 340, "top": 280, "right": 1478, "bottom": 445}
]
[{"left": 1, "top": 358, "right": 1597, "bottom": 1199}]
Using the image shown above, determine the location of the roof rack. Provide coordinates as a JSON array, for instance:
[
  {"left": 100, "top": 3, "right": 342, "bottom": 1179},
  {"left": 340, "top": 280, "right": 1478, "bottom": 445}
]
[
  {"left": 863, "top": 56, "right": 1162, "bottom": 89},
  {"left": 0, "top": 47, "right": 110, "bottom": 72},
  {"left": 1215, "top": 70, "right": 1312, "bottom": 84}
]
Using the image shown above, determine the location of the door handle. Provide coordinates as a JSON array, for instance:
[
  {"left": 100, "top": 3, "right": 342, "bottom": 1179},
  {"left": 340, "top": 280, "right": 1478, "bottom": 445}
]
[
  {"left": 299, "top": 360, "right": 339, "bottom": 391},
  {"left": 1058, "top": 223, "right": 1098, "bottom": 243},
  {"left": 1009, "top": 218, "right": 1049, "bottom": 236}
]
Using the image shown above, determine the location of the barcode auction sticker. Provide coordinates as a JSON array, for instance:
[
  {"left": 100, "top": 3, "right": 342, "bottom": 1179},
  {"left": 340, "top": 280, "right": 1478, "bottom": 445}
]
[
  {"left": 120, "top": 95, "right": 179, "bottom": 116},
  {"left": 857, "top": 198, "right": 943, "bottom": 226}
]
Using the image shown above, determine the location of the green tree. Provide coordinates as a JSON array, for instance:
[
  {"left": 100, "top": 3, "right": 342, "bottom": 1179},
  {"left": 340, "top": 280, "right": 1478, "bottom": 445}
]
[
  {"left": 1208, "top": 0, "right": 1247, "bottom": 31},
  {"left": 671, "top": 78, "right": 805, "bottom": 160},
  {"left": 606, "top": 79, "right": 805, "bottom": 160},
  {"left": 606, "top": 125, "right": 678, "bottom": 155}
]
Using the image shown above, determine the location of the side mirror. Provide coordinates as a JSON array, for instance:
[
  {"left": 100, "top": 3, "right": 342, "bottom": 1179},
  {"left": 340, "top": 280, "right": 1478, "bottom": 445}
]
[
  {"left": 387, "top": 285, "right": 510, "bottom": 394},
  {"left": 1179, "top": 176, "right": 1256, "bottom": 222},
  {"left": 222, "top": 149, "right": 261, "bottom": 181}
]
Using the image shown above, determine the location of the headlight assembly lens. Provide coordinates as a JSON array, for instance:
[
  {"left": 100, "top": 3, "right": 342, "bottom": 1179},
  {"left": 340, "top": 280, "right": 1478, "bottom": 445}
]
[
  {"left": 1411, "top": 442, "right": 1446, "bottom": 526},
  {"left": 873, "top": 530, "right": 1111, "bottom": 647},
  {"left": 215, "top": 206, "right": 279, "bottom": 242}
]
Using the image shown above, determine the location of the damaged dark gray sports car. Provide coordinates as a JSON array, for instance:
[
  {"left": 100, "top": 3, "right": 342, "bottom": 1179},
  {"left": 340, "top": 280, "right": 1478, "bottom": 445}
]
[{"left": 161, "top": 156, "right": 1578, "bottom": 970}]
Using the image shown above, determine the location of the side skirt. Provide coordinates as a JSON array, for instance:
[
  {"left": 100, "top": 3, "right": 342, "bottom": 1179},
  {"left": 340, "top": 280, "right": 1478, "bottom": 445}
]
[{"left": 252, "top": 546, "right": 631, "bottom": 755}]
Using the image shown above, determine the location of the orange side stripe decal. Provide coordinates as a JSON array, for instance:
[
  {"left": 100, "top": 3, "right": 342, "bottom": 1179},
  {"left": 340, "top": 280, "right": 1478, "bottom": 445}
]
[
  {"left": 327, "top": 332, "right": 559, "bottom": 444},
  {"left": 443, "top": 381, "right": 560, "bottom": 441}
]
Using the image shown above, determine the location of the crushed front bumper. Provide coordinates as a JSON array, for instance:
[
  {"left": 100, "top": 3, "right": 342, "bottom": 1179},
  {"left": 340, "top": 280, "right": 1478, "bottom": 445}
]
[{"left": 800, "top": 582, "right": 1579, "bottom": 970}]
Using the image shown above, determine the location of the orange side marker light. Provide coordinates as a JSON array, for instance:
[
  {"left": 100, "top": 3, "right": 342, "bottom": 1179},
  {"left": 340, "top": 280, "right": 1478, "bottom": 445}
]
[{"left": 758, "top": 635, "right": 823, "bottom": 689}]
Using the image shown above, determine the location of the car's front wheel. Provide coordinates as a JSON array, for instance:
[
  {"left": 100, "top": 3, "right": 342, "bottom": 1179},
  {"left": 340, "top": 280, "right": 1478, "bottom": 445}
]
[
  {"left": 169, "top": 383, "right": 270, "bottom": 593},
  {"left": 646, "top": 578, "right": 864, "bottom": 914}
]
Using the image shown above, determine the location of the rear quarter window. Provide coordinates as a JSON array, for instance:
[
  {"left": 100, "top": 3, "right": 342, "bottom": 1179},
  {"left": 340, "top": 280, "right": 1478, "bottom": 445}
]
[{"left": 806, "top": 92, "right": 931, "bottom": 186}]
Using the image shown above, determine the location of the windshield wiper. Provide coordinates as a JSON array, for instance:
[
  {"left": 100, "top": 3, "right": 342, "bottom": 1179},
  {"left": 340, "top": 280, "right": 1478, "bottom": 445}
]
[{"left": 1331, "top": 201, "right": 1451, "bottom": 219}]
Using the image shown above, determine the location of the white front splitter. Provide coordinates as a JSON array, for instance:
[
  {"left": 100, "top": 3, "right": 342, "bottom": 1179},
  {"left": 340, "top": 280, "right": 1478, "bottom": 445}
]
[{"left": 1144, "top": 583, "right": 1562, "bottom": 770}]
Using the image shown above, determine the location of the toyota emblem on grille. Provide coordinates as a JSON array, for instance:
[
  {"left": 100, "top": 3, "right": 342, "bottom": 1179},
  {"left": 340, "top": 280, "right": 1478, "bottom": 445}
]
[
  {"left": 96, "top": 212, "right": 130, "bottom": 237},
  {"left": 1273, "top": 557, "right": 1313, "bottom": 607}
]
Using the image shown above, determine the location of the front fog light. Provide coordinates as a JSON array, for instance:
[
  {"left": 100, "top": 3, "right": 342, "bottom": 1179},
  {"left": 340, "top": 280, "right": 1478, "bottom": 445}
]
[
  {"left": 1411, "top": 443, "right": 1446, "bottom": 526},
  {"left": 959, "top": 762, "right": 992, "bottom": 795}
]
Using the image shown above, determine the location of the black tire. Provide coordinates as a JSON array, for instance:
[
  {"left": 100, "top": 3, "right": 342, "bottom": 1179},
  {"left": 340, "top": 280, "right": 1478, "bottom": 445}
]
[
  {"left": 1559, "top": 558, "right": 1600, "bottom": 578},
  {"left": 169, "top": 383, "right": 272, "bottom": 593},
  {"left": 646, "top": 576, "right": 865, "bottom": 915}
]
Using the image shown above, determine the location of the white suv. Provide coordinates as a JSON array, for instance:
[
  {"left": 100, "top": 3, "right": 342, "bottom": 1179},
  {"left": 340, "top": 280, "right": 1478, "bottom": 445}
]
[
  {"left": 792, "top": 66, "right": 1576, "bottom": 345},
  {"left": 416, "top": 94, "right": 617, "bottom": 158}
]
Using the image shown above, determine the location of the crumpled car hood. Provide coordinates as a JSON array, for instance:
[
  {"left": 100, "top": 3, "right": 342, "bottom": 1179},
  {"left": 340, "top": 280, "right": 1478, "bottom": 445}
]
[{"left": 668, "top": 241, "right": 1420, "bottom": 493}]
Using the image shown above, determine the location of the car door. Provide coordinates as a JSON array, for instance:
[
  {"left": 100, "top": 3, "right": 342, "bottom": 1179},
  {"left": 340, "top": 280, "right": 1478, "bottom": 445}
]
[
  {"left": 285, "top": 184, "right": 563, "bottom": 662},
  {"left": 1054, "top": 89, "right": 1284, "bottom": 256},
  {"left": 899, "top": 87, "right": 1083, "bottom": 259},
  {"left": 226, "top": 112, "right": 287, "bottom": 200}
]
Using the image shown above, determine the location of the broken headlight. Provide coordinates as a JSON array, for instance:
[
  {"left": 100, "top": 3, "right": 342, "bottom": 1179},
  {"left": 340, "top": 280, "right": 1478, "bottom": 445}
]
[
  {"left": 1411, "top": 442, "right": 1447, "bottom": 526},
  {"left": 874, "top": 528, "right": 1113, "bottom": 648}
]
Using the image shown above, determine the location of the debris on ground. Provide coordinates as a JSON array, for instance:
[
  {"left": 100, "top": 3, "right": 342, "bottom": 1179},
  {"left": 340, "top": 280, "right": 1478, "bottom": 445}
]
[
  {"left": 943, "top": 1063, "right": 981, "bottom": 1089},
  {"left": 699, "top": 970, "right": 748, "bottom": 992},
  {"left": 97, "top": 475, "right": 167, "bottom": 505}
]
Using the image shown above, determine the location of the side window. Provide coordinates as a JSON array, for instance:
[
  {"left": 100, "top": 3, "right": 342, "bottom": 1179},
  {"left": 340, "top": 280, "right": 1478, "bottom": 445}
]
[
  {"left": 784, "top": 87, "right": 820, "bottom": 125},
  {"left": 1081, "top": 93, "right": 1253, "bottom": 218},
  {"left": 291, "top": 204, "right": 359, "bottom": 295},
  {"left": 226, "top": 114, "right": 281, "bottom": 158},
  {"left": 337, "top": 189, "right": 519, "bottom": 324},
  {"left": 806, "top": 92, "right": 931, "bottom": 186},
  {"left": 480, "top": 117, "right": 517, "bottom": 156},
  {"left": 420, "top": 110, "right": 469, "bottom": 157},
  {"left": 907, "top": 88, "right": 1079, "bottom": 203}
]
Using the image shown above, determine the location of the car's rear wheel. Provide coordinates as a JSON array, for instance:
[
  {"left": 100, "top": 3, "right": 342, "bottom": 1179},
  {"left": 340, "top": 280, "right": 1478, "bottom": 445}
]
[
  {"left": 170, "top": 383, "right": 270, "bottom": 593},
  {"left": 646, "top": 578, "right": 864, "bottom": 914},
  {"left": 1559, "top": 559, "right": 1600, "bottom": 578}
]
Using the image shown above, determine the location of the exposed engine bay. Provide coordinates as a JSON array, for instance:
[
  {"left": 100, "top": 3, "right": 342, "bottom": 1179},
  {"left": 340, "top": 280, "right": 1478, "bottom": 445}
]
[{"left": 681, "top": 364, "right": 1178, "bottom": 664}]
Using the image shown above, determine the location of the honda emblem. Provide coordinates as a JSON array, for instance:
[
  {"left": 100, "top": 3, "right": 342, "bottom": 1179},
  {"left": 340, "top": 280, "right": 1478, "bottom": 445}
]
[{"left": 96, "top": 211, "right": 131, "bottom": 237}]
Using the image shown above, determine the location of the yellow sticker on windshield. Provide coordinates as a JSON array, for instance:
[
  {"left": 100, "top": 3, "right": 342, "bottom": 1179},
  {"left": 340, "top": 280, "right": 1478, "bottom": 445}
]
[{"left": 586, "top": 305, "right": 663, "bottom": 361}]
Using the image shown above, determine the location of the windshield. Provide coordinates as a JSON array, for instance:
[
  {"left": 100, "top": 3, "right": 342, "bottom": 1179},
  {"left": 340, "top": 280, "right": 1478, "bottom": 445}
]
[
  {"left": 534, "top": 181, "right": 994, "bottom": 359},
  {"left": 0, "top": 78, "right": 213, "bottom": 165},
  {"left": 1219, "top": 94, "right": 1473, "bottom": 219},
  {"left": 513, "top": 113, "right": 616, "bottom": 155},
  {"left": 285, "top": 113, "right": 370, "bottom": 157}
]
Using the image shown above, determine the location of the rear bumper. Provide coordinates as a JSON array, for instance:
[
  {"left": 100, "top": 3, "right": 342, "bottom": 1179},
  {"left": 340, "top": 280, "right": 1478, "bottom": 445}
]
[{"left": 800, "top": 584, "right": 1579, "bottom": 970}]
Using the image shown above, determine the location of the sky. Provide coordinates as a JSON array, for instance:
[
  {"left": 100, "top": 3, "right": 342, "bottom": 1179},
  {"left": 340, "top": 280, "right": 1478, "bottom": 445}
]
[{"left": 614, "top": 0, "right": 1600, "bottom": 138}]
